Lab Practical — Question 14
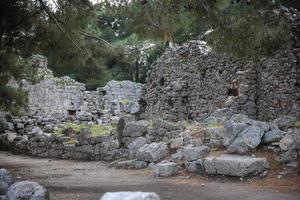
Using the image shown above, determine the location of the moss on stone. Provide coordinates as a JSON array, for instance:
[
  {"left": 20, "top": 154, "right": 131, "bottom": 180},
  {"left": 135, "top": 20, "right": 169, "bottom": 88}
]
[{"left": 54, "top": 122, "right": 116, "bottom": 136}]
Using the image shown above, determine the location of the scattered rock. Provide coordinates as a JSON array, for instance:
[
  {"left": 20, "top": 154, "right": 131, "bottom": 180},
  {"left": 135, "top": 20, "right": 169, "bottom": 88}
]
[
  {"left": 100, "top": 192, "right": 160, "bottom": 200},
  {"left": 279, "top": 149, "right": 298, "bottom": 163},
  {"left": 137, "top": 142, "right": 169, "bottom": 163},
  {"left": 186, "top": 159, "right": 204, "bottom": 174},
  {"left": 31, "top": 127, "right": 43, "bottom": 136},
  {"left": 6, "top": 132, "right": 17, "bottom": 142},
  {"left": 5, "top": 181, "right": 49, "bottom": 200},
  {"left": 227, "top": 125, "right": 264, "bottom": 154},
  {"left": 262, "top": 128, "right": 284, "bottom": 144},
  {"left": 171, "top": 151, "right": 184, "bottom": 162},
  {"left": 154, "top": 162, "right": 179, "bottom": 177},
  {"left": 184, "top": 146, "right": 210, "bottom": 161},
  {"left": 279, "top": 135, "right": 294, "bottom": 151},
  {"left": 115, "top": 160, "right": 147, "bottom": 169},
  {"left": 127, "top": 137, "right": 147, "bottom": 150},
  {"left": 204, "top": 154, "right": 269, "bottom": 177},
  {"left": 0, "top": 169, "right": 12, "bottom": 186},
  {"left": 170, "top": 137, "right": 184, "bottom": 149},
  {"left": 274, "top": 116, "right": 296, "bottom": 130}
]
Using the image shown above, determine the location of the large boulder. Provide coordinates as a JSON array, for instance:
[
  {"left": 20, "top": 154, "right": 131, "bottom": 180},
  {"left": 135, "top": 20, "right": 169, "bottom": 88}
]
[
  {"left": 204, "top": 154, "right": 269, "bottom": 177},
  {"left": 5, "top": 181, "right": 49, "bottom": 200},
  {"left": 136, "top": 143, "right": 169, "bottom": 162},
  {"left": 100, "top": 192, "right": 160, "bottom": 200},
  {"left": 227, "top": 125, "right": 264, "bottom": 154},
  {"left": 184, "top": 146, "right": 210, "bottom": 161},
  {"left": 0, "top": 169, "right": 12, "bottom": 195},
  {"left": 154, "top": 162, "right": 179, "bottom": 177}
]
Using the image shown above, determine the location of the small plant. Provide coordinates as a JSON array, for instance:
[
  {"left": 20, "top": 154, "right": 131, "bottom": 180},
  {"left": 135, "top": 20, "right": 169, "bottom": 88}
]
[
  {"left": 207, "top": 121, "right": 224, "bottom": 128},
  {"left": 120, "top": 98, "right": 130, "bottom": 105},
  {"left": 65, "top": 138, "right": 78, "bottom": 145},
  {"left": 53, "top": 122, "right": 116, "bottom": 136},
  {"left": 294, "top": 119, "right": 300, "bottom": 128}
]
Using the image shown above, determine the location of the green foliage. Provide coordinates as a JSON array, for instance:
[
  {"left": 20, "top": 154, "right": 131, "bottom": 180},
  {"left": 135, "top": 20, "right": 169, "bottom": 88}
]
[
  {"left": 54, "top": 122, "right": 116, "bottom": 136},
  {"left": 205, "top": 0, "right": 292, "bottom": 58}
]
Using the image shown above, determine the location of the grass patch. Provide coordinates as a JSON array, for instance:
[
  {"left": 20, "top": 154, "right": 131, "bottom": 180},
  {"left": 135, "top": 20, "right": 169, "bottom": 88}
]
[
  {"left": 54, "top": 122, "right": 116, "bottom": 136},
  {"left": 293, "top": 118, "right": 300, "bottom": 128},
  {"left": 207, "top": 121, "right": 224, "bottom": 128},
  {"left": 65, "top": 138, "right": 78, "bottom": 145}
]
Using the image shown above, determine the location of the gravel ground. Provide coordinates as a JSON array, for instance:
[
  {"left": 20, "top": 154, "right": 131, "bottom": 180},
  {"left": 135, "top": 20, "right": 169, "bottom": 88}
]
[{"left": 0, "top": 151, "right": 299, "bottom": 200}]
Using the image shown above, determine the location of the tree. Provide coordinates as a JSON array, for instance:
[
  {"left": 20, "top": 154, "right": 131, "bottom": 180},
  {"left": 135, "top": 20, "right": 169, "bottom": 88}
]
[{"left": 0, "top": 0, "right": 94, "bottom": 113}]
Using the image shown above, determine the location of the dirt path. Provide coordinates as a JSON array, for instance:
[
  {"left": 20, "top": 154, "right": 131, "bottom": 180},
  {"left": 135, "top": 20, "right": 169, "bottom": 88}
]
[{"left": 0, "top": 151, "right": 299, "bottom": 200}]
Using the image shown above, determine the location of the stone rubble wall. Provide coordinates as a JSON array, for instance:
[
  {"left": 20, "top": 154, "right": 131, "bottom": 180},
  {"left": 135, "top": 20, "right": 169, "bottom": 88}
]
[
  {"left": 103, "top": 80, "right": 143, "bottom": 115},
  {"left": 143, "top": 41, "right": 259, "bottom": 121},
  {"left": 15, "top": 56, "right": 143, "bottom": 122},
  {"left": 143, "top": 9, "right": 300, "bottom": 122}
]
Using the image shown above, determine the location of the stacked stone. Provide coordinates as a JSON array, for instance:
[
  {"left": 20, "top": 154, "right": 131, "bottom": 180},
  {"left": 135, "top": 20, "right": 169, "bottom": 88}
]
[
  {"left": 143, "top": 41, "right": 258, "bottom": 122},
  {"left": 143, "top": 8, "right": 300, "bottom": 122},
  {"left": 103, "top": 80, "right": 143, "bottom": 115}
]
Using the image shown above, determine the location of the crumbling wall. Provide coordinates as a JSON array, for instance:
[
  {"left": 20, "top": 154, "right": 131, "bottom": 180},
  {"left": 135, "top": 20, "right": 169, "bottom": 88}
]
[
  {"left": 17, "top": 56, "right": 143, "bottom": 121},
  {"left": 143, "top": 41, "right": 259, "bottom": 121},
  {"left": 103, "top": 80, "right": 143, "bottom": 114},
  {"left": 143, "top": 42, "right": 300, "bottom": 121}
]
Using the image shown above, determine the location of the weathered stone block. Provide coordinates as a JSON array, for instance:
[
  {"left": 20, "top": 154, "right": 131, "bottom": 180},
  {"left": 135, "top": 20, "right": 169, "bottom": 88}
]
[
  {"left": 136, "top": 142, "right": 169, "bottom": 162},
  {"left": 115, "top": 160, "right": 147, "bottom": 169},
  {"left": 154, "top": 162, "right": 179, "bottom": 177},
  {"left": 184, "top": 146, "right": 210, "bottom": 161},
  {"left": 123, "top": 120, "right": 149, "bottom": 137},
  {"left": 204, "top": 154, "right": 269, "bottom": 177}
]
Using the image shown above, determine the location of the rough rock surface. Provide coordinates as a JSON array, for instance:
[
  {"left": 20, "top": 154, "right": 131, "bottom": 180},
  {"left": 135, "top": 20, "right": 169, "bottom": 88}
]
[
  {"left": 184, "top": 146, "right": 210, "bottom": 161},
  {"left": 10, "top": 55, "right": 143, "bottom": 121},
  {"left": 204, "top": 155, "right": 269, "bottom": 177},
  {"left": 103, "top": 80, "right": 143, "bottom": 114},
  {"left": 136, "top": 143, "right": 169, "bottom": 163},
  {"left": 154, "top": 162, "right": 179, "bottom": 177},
  {"left": 0, "top": 168, "right": 12, "bottom": 195},
  {"left": 115, "top": 160, "right": 147, "bottom": 169},
  {"left": 143, "top": 22, "right": 300, "bottom": 121},
  {"left": 100, "top": 192, "right": 160, "bottom": 200},
  {"left": 5, "top": 181, "right": 49, "bottom": 200}
]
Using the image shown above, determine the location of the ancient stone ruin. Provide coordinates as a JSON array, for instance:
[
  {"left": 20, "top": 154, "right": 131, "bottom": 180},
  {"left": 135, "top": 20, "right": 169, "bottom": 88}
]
[
  {"left": 142, "top": 40, "right": 300, "bottom": 122},
  {"left": 12, "top": 55, "right": 143, "bottom": 123},
  {"left": 0, "top": 8, "right": 299, "bottom": 193}
]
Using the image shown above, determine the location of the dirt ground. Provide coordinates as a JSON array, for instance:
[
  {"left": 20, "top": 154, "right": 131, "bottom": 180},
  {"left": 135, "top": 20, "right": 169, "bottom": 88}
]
[{"left": 0, "top": 151, "right": 299, "bottom": 200}]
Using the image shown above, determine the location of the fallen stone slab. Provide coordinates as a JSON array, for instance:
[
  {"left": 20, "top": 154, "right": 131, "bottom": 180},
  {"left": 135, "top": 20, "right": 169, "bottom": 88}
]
[
  {"left": 100, "top": 192, "right": 160, "bottom": 200},
  {"left": 5, "top": 181, "right": 49, "bottom": 200},
  {"left": 204, "top": 154, "right": 269, "bottom": 177},
  {"left": 154, "top": 162, "right": 179, "bottom": 177},
  {"left": 115, "top": 160, "right": 147, "bottom": 169},
  {"left": 136, "top": 142, "right": 169, "bottom": 163}
]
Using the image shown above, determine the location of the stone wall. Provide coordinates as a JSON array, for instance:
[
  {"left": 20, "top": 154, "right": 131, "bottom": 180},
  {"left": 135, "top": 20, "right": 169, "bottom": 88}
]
[
  {"left": 143, "top": 9, "right": 300, "bottom": 122},
  {"left": 14, "top": 56, "right": 143, "bottom": 122},
  {"left": 103, "top": 80, "right": 143, "bottom": 114},
  {"left": 143, "top": 41, "right": 259, "bottom": 121}
]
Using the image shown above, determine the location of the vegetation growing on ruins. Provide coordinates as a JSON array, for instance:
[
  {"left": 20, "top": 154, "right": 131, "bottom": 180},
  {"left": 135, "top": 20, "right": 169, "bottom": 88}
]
[
  {"left": 0, "top": 0, "right": 299, "bottom": 113},
  {"left": 54, "top": 122, "right": 116, "bottom": 136}
]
